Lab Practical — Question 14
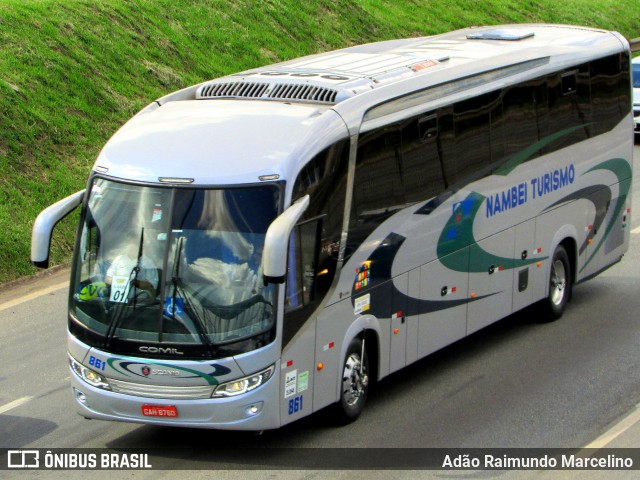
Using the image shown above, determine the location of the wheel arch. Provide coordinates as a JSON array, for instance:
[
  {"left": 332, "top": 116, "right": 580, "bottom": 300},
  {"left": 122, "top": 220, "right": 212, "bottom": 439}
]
[
  {"left": 362, "top": 328, "right": 380, "bottom": 385},
  {"left": 340, "top": 316, "right": 382, "bottom": 389},
  {"left": 559, "top": 236, "right": 577, "bottom": 300},
  {"left": 546, "top": 226, "right": 578, "bottom": 296},
  {"left": 332, "top": 317, "right": 381, "bottom": 424}
]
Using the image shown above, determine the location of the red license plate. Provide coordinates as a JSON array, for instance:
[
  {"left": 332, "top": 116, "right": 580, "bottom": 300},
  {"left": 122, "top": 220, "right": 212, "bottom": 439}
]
[{"left": 141, "top": 405, "right": 178, "bottom": 418}]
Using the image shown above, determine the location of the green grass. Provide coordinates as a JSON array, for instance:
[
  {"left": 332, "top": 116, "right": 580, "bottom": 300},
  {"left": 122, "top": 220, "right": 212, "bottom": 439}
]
[{"left": 1, "top": 0, "right": 639, "bottom": 285}]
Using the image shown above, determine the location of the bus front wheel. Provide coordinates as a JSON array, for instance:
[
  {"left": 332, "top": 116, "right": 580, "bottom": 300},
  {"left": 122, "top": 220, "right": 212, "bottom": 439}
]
[{"left": 335, "top": 337, "right": 369, "bottom": 424}]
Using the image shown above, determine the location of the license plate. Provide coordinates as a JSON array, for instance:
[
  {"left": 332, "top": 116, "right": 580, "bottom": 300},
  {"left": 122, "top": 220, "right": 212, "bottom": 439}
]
[{"left": 141, "top": 405, "right": 178, "bottom": 418}]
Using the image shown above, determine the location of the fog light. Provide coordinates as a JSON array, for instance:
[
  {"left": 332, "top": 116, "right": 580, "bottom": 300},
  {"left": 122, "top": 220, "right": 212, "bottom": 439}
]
[
  {"left": 74, "top": 388, "right": 87, "bottom": 404},
  {"left": 244, "top": 402, "right": 263, "bottom": 416}
]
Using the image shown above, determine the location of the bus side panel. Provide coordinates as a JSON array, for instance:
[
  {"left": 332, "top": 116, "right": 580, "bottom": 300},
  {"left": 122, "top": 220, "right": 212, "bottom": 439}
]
[
  {"left": 279, "top": 318, "right": 317, "bottom": 426},
  {"left": 313, "top": 301, "right": 349, "bottom": 412},
  {"left": 605, "top": 178, "right": 632, "bottom": 254},
  {"left": 512, "top": 219, "right": 546, "bottom": 312},
  {"left": 417, "top": 248, "right": 469, "bottom": 359},
  {"left": 405, "top": 267, "right": 420, "bottom": 366},
  {"left": 602, "top": 182, "right": 630, "bottom": 256},
  {"left": 582, "top": 187, "right": 607, "bottom": 279},
  {"left": 467, "top": 229, "right": 515, "bottom": 335},
  {"left": 389, "top": 273, "right": 408, "bottom": 374}
]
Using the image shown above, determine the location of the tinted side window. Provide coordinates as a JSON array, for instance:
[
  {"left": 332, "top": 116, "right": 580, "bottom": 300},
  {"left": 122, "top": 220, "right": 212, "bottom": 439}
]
[
  {"left": 542, "top": 64, "right": 592, "bottom": 153},
  {"left": 501, "top": 81, "right": 542, "bottom": 160},
  {"left": 284, "top": 140, "right": 349, "bottom": 345},
  {"left": 292, "top": 140, "right": 349, "bottom": 299},
  {"left": 352, "top": 124, "right": 406, "bottom": 219},
  {"left": 401, "top": 115, "right": 447, "bottom": 204},
  {"left": 348, "top": 124, "right": 406, "bottom": 252},
  {"left": 591, "top": 53, "right": 630, "bottom": 136},
  {"left": 349, "top": 114, "right": 452, "bottom": 251},
  {"left": 452, "top": 91, "right": 502, "bottom": 183}
]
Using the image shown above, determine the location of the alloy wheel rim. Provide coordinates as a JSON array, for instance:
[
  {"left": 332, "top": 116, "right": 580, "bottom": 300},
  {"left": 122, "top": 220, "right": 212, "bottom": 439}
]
[
  {"left": 550, "top": 259, "right": 567, "bottom": 306},
  {"left": 342, "top": 352, "right": 367, "bottom": 407}
]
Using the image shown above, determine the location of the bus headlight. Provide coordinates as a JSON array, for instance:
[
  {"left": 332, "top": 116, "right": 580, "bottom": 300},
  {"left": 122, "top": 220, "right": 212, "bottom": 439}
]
[
  {"left": 212, "top": 365, "right": 274, "bottom": 398},
  {"left": 69, "top": 355, "right": 111, "bottom": 391}
]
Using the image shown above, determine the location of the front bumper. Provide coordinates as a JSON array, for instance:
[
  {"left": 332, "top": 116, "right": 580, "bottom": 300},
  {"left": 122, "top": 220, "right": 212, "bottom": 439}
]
[{"left": 69, "top": 365, "right": 281, "bottom": 430}]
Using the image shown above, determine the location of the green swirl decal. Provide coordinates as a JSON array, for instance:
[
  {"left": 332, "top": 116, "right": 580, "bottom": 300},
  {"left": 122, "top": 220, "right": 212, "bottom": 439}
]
[
  {"left": 107, "top": 358, "right": 229, "bottom": 385},
  {"left": 437, "top": 192, "right": 544, "bottom": 272}
]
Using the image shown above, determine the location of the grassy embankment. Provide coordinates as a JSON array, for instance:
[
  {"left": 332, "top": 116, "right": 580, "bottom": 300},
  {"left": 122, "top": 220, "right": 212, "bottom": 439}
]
[{"left": 1, "top": 0, "right": 639, "bottom": 285}]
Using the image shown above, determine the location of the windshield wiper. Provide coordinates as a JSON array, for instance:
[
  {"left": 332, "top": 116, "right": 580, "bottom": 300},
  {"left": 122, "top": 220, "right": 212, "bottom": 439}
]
[
  {"left": 131, "top": 228, "right": 144, "bottom": 310},
  {"left": 162, "top": 236, "right": 216, "bottom": 356},
  {"left": 169, "top": 235, "right": 183, "bottom": 326},
  {"left": 105, "top": 228, "right": 144, "bottom": 349}
]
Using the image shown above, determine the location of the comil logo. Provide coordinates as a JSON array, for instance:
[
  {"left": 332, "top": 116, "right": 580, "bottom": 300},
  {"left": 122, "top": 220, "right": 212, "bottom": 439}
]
[
  {"left": 139, "top": 346, "right": 184, "bottom": 355},
  {"left": 8, "top": 450, "right": 39, "bottom": 468}
]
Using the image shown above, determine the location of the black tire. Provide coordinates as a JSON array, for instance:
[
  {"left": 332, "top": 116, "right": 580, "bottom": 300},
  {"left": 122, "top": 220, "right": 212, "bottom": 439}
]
[
  {"left": 542, "top": 245, "right": 571, "bottom": 322},
  {"left": 335, "top": 337, "right": 369, "bottom": 425}
]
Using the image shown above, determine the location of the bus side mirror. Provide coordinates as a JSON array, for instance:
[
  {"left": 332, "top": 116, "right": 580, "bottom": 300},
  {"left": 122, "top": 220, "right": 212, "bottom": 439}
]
[
  {"left": 31, "top": 189, "right": 85, "bottom": 268},
  {"left": 263, "top": 195, "right": 310, "bottom": 284}
]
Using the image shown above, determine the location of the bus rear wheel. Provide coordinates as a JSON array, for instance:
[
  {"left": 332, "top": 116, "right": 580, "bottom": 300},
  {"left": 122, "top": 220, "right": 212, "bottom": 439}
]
[
  {"left": 335, "top": 337, "right": 369, "bottom": 425},
  {"left": 542, "top": 245, "right": 571, "bottom": 321}
]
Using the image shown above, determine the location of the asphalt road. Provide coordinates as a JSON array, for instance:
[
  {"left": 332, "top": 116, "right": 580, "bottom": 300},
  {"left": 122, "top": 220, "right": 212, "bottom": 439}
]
[{"left": 1, "top": 146, "right": 640, "bottom": 479}]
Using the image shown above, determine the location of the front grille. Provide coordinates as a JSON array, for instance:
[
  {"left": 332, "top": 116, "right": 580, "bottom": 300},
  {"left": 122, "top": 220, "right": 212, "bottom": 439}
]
[{"left": 109, "top": 378, "right": 214, "bottom": 400}]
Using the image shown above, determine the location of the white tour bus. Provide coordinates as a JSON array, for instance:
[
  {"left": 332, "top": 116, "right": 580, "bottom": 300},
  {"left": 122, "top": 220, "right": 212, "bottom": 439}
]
[{"left": 32, "top": 24, "right": 633, "bottom": 430}]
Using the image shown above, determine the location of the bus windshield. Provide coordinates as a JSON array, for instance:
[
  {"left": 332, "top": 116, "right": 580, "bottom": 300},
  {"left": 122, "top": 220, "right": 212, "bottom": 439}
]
[{"left": 70, "top": 178, "right": 281, "bottom": 359}]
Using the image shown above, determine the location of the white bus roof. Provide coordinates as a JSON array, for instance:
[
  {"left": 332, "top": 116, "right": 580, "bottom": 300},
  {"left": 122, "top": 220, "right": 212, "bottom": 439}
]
[
  {"left": 96, "top": 100, "right": 345, "bottom": 186},
  {"left": 94, "top": 24, "right": 628, "bottom": 186}
]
